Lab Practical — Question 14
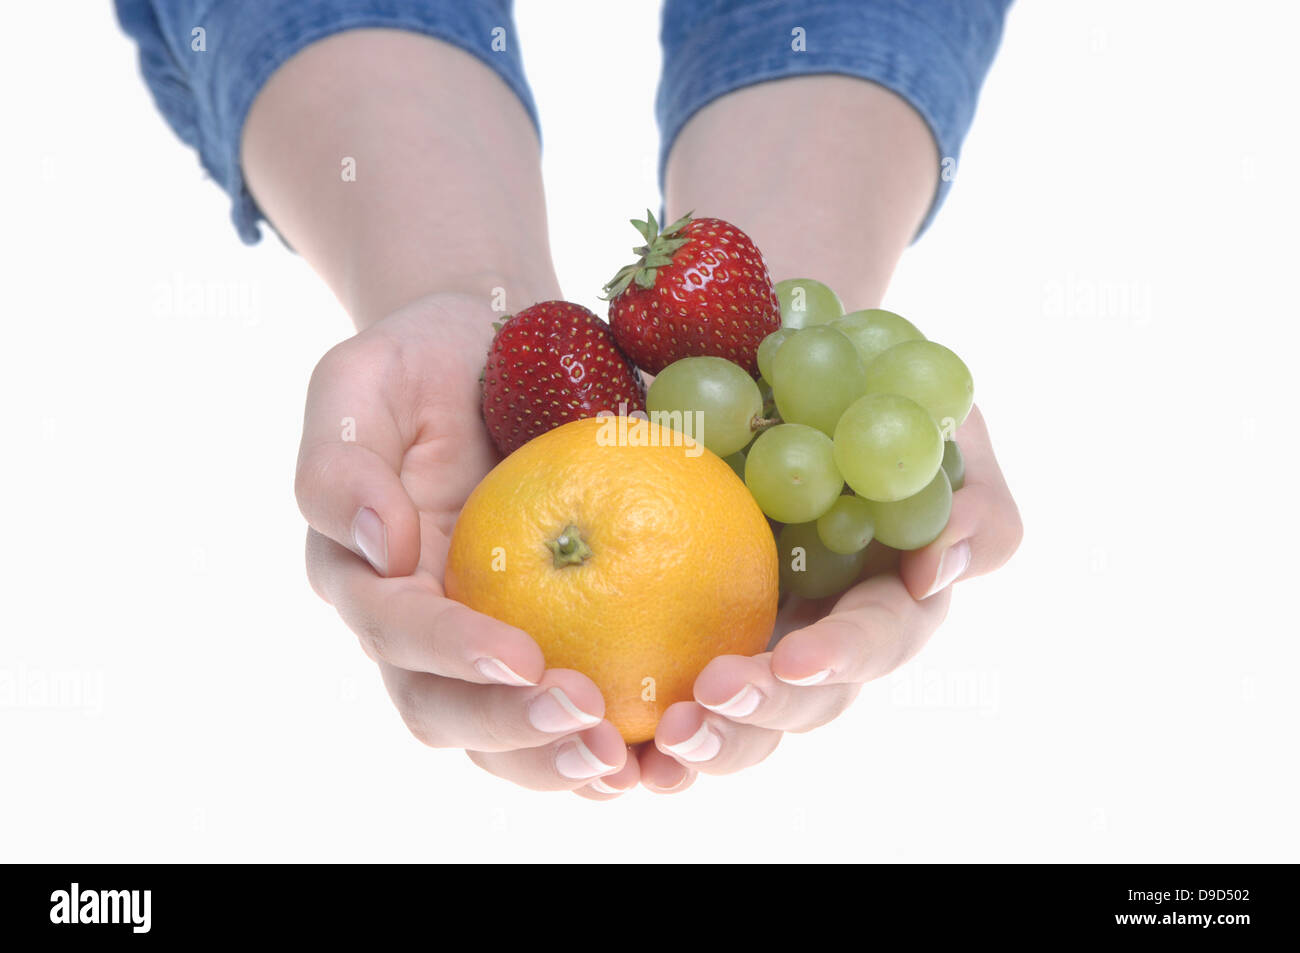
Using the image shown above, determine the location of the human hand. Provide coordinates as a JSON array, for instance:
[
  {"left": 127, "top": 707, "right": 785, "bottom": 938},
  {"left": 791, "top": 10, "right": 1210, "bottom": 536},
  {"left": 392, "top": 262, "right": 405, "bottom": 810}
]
[
  {"left": 638, "top": 405, "right": 1022, "bottom": 791},
  {"left": 297, "top": 293, "right": 636, "bottom": 793}
]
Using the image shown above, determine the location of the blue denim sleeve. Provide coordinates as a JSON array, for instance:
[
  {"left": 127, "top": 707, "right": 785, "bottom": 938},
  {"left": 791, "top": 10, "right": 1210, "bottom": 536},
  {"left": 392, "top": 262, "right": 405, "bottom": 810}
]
[
  {"left": 115, "top": 0, "right": 538, "bottom": 244},
  {"left": 656, "top": 0, "right": 1012, "bottom": 238}
]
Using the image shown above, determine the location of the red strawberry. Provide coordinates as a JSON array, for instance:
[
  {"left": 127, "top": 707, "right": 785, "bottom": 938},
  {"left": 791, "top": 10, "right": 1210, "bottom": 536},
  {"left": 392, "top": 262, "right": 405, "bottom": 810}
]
[
  {"left": 602, "top": 211, "right": 780, "bottom": 377},
  {"left": 481, "top": 300, "right": 646, "bottom": 455}
]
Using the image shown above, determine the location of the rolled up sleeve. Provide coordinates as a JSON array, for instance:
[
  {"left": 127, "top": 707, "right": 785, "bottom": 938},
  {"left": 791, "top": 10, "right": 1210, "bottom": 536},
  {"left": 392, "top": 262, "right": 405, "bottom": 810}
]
[
  {"left": 115, "top": 0, "right": 538, "bottom": 244},
  {"left": 656, "top": 0, "right": 1012, "bottom": 238}
]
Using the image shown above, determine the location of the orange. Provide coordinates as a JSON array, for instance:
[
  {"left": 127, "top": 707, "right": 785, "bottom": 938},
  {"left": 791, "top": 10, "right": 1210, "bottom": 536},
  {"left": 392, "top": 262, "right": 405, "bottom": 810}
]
[{"left": 445, "top": 416, "right": 778, "bottom": 743}]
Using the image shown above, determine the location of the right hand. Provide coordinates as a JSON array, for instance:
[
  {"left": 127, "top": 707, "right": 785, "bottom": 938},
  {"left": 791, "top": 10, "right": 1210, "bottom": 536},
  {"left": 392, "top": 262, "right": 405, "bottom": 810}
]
[{"left": 296, "top": 293, "right": 640, "bottom": 795}]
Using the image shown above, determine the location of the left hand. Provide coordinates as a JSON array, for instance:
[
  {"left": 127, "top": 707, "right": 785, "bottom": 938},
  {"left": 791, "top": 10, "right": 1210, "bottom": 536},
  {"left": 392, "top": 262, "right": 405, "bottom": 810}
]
[{"left": 577, "top": 404, "right": 1022, "bottom": 798}]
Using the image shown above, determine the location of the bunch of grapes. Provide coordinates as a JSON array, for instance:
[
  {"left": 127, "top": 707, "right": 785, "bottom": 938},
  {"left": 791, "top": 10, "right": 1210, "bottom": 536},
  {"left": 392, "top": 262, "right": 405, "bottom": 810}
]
[{"left": 647, "top": 278, "right": 972, "bottom": 600}]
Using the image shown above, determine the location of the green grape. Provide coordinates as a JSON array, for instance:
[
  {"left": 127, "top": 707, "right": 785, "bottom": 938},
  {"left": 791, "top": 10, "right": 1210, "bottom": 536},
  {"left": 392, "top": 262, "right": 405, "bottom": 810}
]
[
  {"left": 833, "top": 393, "right": 943, "bottom": 502},
  {"left": 723, "top": 450, "right": 747, "bottom": 482},
  {"left": 832, "top": 309, "right": 925, "bottom": 368},
  {"left": 756, "top": 328, "right": 797, "bottom": 383},
  {"left": 816, "top": 495, "right": 875, "bottom": 555},
  {"left": 770, "top": 326, "right": 867, "bottom": 435},
  {"left": 863, "top": 468, "right": 952, "bottom": 550},
  {"left": 775, "top": 278, "right": 845, "bottom": 329},
  {"left": 647, "top": 356, "right": 762, "bottom": 457},
  {"left": 744, "top": 423, "right": 843, "bottom": 523},
  {"left": 778, "top": 521, "right": 867, "bottom": 599},
  {"left": 863, "top": 340, "right": 974, "bottom": 435},
  {"left": 941, "top": 439, "right": 965, "bottom": 491}
]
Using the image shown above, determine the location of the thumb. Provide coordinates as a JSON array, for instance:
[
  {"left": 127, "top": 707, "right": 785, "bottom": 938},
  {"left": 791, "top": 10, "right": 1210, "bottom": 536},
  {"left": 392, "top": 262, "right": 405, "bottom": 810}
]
[
  {"left": 294, "top": 344, "right": 422, "bottom": 577},
  {"left": 898, "top": 481, "right": 1019, "bottom": 600},
  {"left": 295, "top": 440, "right": 421, "bottom": 577},
  {"left": 899, "top": 406, "right": 1023, "bottom": 600}
]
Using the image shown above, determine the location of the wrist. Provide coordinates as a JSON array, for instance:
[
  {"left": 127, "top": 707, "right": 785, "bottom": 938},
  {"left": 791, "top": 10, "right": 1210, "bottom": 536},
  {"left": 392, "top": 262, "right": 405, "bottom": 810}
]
[{"left": 348, "top": 262, "right": 563, "bottom": 331}]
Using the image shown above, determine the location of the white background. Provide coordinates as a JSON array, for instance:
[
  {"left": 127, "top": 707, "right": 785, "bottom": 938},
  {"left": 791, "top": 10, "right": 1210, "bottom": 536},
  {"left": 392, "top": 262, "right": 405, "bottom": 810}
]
[{"left": 2, "top": 1, "right": 1296, "bottom": 862}]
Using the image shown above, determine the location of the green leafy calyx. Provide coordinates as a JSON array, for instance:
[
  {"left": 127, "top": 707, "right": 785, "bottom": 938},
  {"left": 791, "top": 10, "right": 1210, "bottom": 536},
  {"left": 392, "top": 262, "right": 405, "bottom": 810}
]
[{"left": 600, "top": 210, "right": 693, "bottom": 300}]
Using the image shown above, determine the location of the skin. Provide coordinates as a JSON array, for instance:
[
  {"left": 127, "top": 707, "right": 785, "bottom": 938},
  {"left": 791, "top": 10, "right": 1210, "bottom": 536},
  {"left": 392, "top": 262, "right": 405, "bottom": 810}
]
[
  {"left": 650, "top": 77, "right": 1024, "bottom": 787},
  {"left": 243, "top": 31, "right": 1022, "bottom": 799}
]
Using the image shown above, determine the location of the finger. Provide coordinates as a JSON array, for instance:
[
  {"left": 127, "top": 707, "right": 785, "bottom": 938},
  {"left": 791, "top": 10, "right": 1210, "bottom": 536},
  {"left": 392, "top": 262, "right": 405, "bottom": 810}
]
[
  {"left": 769, "top": 571, "right": 952, "bottom": 688},
  {"left": 655, "top": 702, "right": 783, "bottom": 775},
  {"left": 381, "top": 663, "right": 609, "bottom": 752},
  {"left": 467, "top": 722, "right": 628, "bottom": 792},
  {"left": 307, "top": 529, "right": 544, "bottom": 684},
  {"left": 899, "top": 405, "right": 1024, "bottom": 600},
  {"left": 572, "top": 748, "right": 642, "bottom": 800},
  {"left": 637, "top": 743, "right": 698, "bottom": 794},
  {"left": 694, "top": 652, "right": 861, "bottom": 733},
  {"left": 897, "top": 483, "right": 1017, "bottom": 600},
  {"left": 295, "top": 338, "right": 422, "bottom": 576},
  {"left": 771, "top": 539, "right": 901, "bottom": 643}
]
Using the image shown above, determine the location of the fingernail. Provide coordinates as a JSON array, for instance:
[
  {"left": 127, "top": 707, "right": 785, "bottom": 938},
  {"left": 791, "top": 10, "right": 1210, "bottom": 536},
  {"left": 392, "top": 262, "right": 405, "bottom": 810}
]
[
  {"left": 924, "top": 539, "right": 972, "bottom": 599},
  {"left": 701, "top": 684, "right": 762, "bottom": 718},
  {"left": 662, "top": 722, "right": 722, "bottom": 763},
  {"left": 776, "top": 668, "right": 831, "bottom": 687},
  {"left": 528, "top": 687, "right": 602, "bottom": 733},
  {"left": 352, "top": 507, "right": 388, "bottom": 575},
  {"left": 474, "top": 657, "right": 537, "bottom": 687},
  {"left": 589, "top": 777, "right": 625, "bottom": 795},
  {"left": 648, "top": 770, "right": 693, "bottom": 794},
  {"left": 555, "top": 738, "right": 617, "bottom": 780}
]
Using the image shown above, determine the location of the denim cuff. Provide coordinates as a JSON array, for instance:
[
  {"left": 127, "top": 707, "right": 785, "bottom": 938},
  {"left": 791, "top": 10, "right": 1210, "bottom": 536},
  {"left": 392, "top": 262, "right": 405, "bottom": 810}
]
[
  {"left": 116, "top": 0, "right": 537, "bottom": 245},
  {"left": 656, "top": 0, "right": 1011, "bottom": 239}
]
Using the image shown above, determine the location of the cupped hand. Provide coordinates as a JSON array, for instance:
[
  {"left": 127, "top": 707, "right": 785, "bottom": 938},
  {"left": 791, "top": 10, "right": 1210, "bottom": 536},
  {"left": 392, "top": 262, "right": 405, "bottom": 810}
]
[
  {"left": 297, "top": 294, "right": 634, "bottom": 794},
  {"left": 644, "top": 405, "right": 1023, "bottom": 791}
]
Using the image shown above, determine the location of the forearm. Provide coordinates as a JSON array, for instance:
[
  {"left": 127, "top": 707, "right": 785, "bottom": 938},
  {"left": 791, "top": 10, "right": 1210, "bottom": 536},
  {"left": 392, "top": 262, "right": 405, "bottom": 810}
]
[
  {"left": 242, "top": 29, "right": 561, "bottom": 329},
  {"left": 663, "top": 76, "right": 938, "bottom": 311}
]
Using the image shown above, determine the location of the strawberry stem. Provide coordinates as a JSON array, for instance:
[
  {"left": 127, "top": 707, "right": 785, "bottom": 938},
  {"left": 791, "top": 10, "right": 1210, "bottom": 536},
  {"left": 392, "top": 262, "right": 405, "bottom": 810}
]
[{"left": 600, "top": 210, "right": 695, "bottom": 300}]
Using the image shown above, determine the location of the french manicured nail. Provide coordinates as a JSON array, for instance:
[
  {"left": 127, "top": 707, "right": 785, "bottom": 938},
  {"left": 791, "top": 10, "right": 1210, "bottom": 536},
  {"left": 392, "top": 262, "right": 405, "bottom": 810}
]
[
  {"left": 662, "top": 722, "right": 722, "bottom": 763},
  {"left": 589, "top": 777, "right": 625, "bottom": 795},
  {"left": 474, "top": 657, "right": 537, "bottom": 687},
  {"left": 528, "top": 687, "right": 602, "bottom": 733},
  {"left": 555, "top": 738, "right": 617, "bottom": 779},
  {"left": 701, "top": 684, "right": 762, "bottom": 718},
  {"left": 647, "top": 766, "right": 693, "bottom": 794},
  {"left": 776, "top": 668, "right": 831, "bottom": 687},
  {"left": 644, "top": 757, "right": 694, "bottom": 792},
  {"left": 352, "top": 507, "right": 388, "bottom": 575},
  {"left": 924, "top": 539, "right": 972, "bottom": 599}
]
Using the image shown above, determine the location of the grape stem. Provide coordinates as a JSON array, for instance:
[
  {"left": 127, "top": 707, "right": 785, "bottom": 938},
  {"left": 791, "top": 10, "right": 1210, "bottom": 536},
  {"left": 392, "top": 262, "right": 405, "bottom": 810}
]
[{"left": 750, "top": 414, "right": 781, "bottom": 434}]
